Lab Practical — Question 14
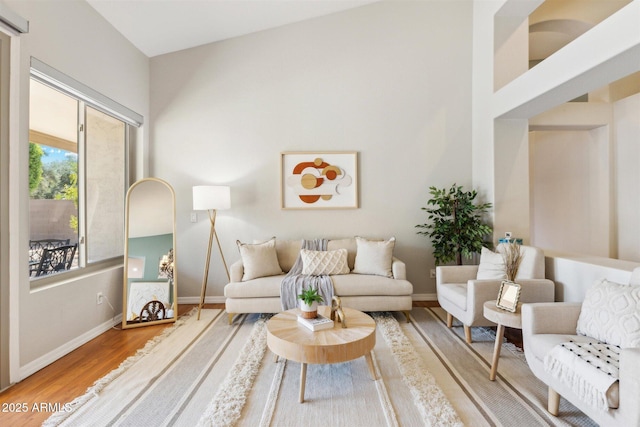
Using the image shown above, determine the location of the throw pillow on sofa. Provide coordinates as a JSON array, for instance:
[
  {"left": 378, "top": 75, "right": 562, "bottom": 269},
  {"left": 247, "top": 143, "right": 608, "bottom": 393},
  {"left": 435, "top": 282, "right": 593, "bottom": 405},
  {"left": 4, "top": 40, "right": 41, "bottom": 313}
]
[
  {"left": 353, "top": 236, "right": 395, "bottom": 278},
  {"left": 576, "top": 278, "right": 640, "bottom": 348},
  {"left": 236, "top": 237, "right": 283, "bottom": 281},
  {"left": 300, "top": 248, "right": 350, "bottom": 276}
]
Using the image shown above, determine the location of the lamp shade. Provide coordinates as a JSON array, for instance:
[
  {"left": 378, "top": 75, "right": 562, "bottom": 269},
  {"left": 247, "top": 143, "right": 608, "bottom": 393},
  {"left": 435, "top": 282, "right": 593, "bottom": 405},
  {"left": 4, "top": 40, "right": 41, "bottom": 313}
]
[{"left": 193, "top": 185, "right": 230, "bottom": 211}]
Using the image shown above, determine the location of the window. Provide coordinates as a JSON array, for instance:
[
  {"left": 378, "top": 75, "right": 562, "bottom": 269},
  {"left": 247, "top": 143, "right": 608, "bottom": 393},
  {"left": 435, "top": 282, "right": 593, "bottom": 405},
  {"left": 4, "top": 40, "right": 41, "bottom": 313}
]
[{"left": 28, "top": 59, "right": 142, "bottom": 282}]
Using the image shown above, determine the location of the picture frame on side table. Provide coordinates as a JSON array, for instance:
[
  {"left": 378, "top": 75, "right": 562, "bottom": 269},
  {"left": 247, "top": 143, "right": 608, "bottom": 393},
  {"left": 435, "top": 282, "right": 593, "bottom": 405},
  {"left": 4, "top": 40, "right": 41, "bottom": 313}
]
[
  {"left": 281, "top": 151, "right": 358, "bottom": 209},
  {"left": 496, "top": 280, "right": 521, "bottom": 312}
]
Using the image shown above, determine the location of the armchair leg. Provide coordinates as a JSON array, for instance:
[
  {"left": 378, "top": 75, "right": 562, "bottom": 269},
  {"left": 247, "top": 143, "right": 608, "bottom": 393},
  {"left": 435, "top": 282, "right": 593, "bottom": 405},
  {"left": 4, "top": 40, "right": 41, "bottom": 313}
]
[
  {"left": 548, "top": 387, "right": 560, "bottom": 416},
  {"left": 228, "top": 313, "right": 235, "bottom": 325},
  {"left": 464, "top": 325, "right": 472, "bottom": 344},
  {"left": 402, "top": 311, "right": 410, "bottom": 323},
  {"left": 446, "top": 313, "right": 453, "bottom": 328}
]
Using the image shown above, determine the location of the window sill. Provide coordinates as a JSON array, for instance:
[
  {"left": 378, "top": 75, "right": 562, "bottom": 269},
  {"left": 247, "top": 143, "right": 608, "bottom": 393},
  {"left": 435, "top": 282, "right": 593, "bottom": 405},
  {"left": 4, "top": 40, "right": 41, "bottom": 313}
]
[{"left": 30, "top": 257, "right": 124, "bottom": 293}]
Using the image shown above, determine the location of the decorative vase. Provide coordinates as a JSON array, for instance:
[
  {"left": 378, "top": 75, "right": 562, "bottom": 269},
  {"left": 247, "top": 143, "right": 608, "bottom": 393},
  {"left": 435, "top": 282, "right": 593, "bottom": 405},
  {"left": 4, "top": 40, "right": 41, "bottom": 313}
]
[{"left": 300, "top": 301, "right": 318, "bottom": 319}]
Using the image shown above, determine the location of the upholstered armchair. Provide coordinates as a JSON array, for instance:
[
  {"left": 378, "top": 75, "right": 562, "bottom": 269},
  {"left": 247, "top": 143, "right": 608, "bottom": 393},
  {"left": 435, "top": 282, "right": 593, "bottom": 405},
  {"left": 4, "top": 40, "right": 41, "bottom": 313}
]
[
  {"left": 436, "top": 245, "right": 555, "bottom": 343},
  {"left": 522, "top": 268, "right": 640, "bottom": 426}
]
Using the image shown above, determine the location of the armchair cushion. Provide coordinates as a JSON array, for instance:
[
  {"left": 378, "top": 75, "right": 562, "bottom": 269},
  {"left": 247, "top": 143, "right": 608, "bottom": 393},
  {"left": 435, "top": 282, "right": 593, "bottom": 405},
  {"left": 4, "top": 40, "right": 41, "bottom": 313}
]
[
  {"left": 576, "top": 279, "right": 640, "bottom": 348},
  {"left": 475, "top": 244, "right": 546, "bottom": 280},
  {"left": 476, "top": 247, "right": 507, "bottom": 280}
]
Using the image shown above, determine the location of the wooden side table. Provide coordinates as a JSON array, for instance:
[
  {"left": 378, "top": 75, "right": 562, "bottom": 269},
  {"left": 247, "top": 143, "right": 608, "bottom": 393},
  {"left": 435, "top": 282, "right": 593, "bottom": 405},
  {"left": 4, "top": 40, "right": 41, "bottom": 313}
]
[
  {"left": 266, "top": 305, "right": 376, "bottom": 402},
  {"left": 482, "top": 300, "right": 522, "bottom": 381}
]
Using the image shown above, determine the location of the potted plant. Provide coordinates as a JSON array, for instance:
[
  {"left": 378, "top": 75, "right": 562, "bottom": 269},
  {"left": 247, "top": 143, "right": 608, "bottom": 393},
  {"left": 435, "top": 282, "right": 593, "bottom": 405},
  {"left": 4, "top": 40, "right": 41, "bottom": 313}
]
[
  {"left": 297, "top": 287, "right": 324, "bottom": 319},
  {"left": 416, "top": 184, "right": 493, "bottom": 265}
]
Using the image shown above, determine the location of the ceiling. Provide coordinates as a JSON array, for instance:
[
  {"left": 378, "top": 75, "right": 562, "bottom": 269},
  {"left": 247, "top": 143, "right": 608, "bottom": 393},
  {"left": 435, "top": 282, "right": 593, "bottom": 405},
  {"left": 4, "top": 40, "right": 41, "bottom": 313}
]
[{"left": 86, "top": 0, "right": 380, "bottom": 58}]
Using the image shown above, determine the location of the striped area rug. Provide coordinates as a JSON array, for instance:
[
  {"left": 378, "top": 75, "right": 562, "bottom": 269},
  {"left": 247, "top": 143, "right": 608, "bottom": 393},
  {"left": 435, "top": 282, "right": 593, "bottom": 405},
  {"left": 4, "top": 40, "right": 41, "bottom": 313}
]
[
  {"left": 410, "top": 307, "right": 596, "bottom": 427},
  {"left": 44, "top": 308, "right": 595, "bottom": 426}
]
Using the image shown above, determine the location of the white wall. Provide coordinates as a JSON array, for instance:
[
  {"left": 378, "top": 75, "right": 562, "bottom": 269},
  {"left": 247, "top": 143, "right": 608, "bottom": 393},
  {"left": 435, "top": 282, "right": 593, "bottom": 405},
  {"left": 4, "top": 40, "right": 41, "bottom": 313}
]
[
  {"left": 150, "top": 1, "right": 474, "bottom": 301},
  {"left": 527, "top": 92, "right": 640, "bottom": 261},
  {"left": 615, "top": 92, "right": 640, "bottom": 261},
  {"left": 530, "top": 128, "right": 610, "bottom": 256},
  {"left": 4, "top": 0, "right": 149, "bottom": 379}
]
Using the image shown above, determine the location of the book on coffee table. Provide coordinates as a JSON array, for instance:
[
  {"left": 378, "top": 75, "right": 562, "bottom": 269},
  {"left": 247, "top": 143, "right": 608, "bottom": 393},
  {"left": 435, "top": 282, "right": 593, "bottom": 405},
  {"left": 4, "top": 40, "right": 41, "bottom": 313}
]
[{"left": 297, "top": 314, "right": 334, "bottom": 331}]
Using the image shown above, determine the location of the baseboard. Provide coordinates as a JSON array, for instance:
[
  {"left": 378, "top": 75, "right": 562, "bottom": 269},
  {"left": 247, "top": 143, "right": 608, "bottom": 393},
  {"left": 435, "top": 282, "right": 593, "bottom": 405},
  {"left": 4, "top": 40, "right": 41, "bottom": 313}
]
[
  {"left": 19, "top": 314, "right": 121, "bottom": 381},
  {"left": 412, "top": 293, "right": 437, "bottom": 301},
  {"left": 178, "top": 296, "right": 226, "bottom": 304}
]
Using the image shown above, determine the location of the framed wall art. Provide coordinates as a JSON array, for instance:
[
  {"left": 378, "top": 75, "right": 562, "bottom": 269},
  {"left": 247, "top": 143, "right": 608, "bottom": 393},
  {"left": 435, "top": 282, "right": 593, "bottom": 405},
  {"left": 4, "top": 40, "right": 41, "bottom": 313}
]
[{"left": 281, "top": 151, "right": 358, "bottom": 209}]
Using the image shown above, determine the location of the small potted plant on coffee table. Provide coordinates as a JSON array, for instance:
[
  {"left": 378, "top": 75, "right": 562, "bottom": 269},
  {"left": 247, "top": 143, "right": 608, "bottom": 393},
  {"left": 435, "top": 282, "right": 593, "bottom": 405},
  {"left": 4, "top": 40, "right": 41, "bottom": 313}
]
[{"left": 297, "top": 287, "right": 324, "bottom": 319}]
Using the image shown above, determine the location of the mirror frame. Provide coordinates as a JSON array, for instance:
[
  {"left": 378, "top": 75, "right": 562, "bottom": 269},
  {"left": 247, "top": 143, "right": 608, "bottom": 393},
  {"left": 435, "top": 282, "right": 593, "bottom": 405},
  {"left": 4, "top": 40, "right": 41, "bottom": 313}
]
[{"left": 122, "top": 177, "right": 177, "bottom": 329}]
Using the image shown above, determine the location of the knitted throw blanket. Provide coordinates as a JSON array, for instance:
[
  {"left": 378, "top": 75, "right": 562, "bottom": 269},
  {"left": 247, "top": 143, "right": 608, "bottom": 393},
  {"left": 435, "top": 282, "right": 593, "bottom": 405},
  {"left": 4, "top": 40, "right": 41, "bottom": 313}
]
[
  {"left": 544, "top": 340, "right": 620, "bottom": 412},
  {"left": 280, "top": 239, "right": 334, "bottom": 310}
]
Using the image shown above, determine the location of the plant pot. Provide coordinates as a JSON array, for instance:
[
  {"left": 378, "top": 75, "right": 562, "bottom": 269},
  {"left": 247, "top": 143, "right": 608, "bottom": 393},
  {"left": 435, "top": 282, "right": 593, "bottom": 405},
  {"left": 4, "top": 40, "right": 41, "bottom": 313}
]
[{"left": 300, "top": 301, "right": 318, "bottom": 319}]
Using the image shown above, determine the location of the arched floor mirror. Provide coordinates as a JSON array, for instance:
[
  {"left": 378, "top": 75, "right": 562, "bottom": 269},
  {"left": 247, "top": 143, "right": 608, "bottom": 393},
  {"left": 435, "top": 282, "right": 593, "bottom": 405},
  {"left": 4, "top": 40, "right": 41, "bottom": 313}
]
[{"left": 122, "top": 178, "right": 177, "bottom": 329}]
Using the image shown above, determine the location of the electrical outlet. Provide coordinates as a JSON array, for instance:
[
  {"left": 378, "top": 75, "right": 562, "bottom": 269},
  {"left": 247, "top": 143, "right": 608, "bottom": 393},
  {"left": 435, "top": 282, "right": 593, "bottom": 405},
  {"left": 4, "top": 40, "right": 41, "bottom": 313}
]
[
  {"left": 190, "top": 212, "right": 198, "bottom": 223},
  {"left": 97, "top": 292, "right": 104, "bottom": 305},
  {"left": 430, "top": 269, "right": 436, "bottom": 279}
]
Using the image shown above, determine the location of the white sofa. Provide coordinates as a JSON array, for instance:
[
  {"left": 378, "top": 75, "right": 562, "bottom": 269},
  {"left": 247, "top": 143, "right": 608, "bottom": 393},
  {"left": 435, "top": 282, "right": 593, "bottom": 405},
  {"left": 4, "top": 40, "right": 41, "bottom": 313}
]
[
  {"left": 522, "top": 268, "right": 640, "bottom": 426},
  {"left": 224, "top": 237, "right": 413, "bottom": 324}
]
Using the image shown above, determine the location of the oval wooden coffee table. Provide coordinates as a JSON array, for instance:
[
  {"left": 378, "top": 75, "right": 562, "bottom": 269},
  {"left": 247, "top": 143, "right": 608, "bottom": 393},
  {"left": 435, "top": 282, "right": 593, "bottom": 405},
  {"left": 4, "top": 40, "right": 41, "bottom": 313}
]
[{"left": 266, "top": 305, "right": 377, "bottom": 403}]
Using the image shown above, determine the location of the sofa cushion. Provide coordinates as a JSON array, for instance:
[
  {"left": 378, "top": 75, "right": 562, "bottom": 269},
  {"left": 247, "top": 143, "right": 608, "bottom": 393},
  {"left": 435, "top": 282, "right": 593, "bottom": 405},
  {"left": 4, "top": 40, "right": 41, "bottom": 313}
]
[
  {"left": 224, "top": 274, "right": 284, "bottom": 298},
  {"left": 301, "top": 249, "right": 350, "bottom": 276},
  {"left": 327, "top": 238, "right": 357, "bottom": 270},
  {"left": 273, "top": 238, "right": 357, "bottom": 272},
  {"left": 577, "top": 279, "right": 640, "bottom": 348},
  {"left": 353, "top": 236, "right": 395, "bottom": 278},
  {"left": 225, "top": 272, "right": 412, "bottom": 299},
  {"left": 476, "top": 247, "right": 507, "bottom": 280},
  {"left": 332, "top": 274, "right": 413, "bottom": 297},
  {"left": 274, "top": 239, "right": 302, "bottom": 272},
  {"left": 236, "top": 238, "right": 284, "bottom": 281}
]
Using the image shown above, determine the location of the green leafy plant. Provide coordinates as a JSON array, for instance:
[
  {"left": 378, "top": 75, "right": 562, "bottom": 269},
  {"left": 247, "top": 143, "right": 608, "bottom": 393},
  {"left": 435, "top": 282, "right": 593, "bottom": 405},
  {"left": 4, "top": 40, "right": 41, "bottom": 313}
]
[
  {"left": 55, "top": 171, "right": 79, "bottom": 232},
  {"left": 416, "top": 184, "right": 493, "bottom": 265},
  {"left": 297, "top": 287, "right": 324, "bottom": 306},
  {"left": 28, "top": 142, "right": 44, "bottom": 193}
]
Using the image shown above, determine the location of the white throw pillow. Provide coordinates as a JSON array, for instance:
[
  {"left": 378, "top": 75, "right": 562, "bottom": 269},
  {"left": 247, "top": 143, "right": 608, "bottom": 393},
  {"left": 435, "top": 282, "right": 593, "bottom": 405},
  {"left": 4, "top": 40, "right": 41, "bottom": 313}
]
[
  {"left": 476, "top": 247, "right": 507, "bottom": 280},
  {"left": 352, "top": 236, "right": 395, "bottom": 278},
  {"left": 576, "top": 279, "right": 640, "bottom": 348},
  {"left": 236, "top": 237, "right": 283, "bottom": 281},
  {"left": 300, "top": 249, "right": 350, "bottom": 276}
]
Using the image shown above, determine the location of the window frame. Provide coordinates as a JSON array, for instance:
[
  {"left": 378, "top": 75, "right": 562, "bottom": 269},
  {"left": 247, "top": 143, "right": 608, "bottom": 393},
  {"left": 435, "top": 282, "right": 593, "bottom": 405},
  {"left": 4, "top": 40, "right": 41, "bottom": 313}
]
[{"left": 29, "top": 58, "right": 142, "bottom": 287}]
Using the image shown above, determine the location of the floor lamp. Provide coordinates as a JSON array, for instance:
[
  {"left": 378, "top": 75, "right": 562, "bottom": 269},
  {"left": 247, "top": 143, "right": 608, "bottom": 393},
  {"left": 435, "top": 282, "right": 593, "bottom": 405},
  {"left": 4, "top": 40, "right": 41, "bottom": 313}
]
[{"left": 193, "top": 185, "right": 231, "bottom": 320}]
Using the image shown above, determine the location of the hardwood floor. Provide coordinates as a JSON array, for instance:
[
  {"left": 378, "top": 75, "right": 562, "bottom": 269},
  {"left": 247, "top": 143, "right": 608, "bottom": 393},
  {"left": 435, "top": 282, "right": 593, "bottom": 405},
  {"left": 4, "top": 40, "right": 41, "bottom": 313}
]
[
  {"left": 0, "top": 304, "right": 217, "bottom": 426},
  {"left": 0, "top": 300, "right": 521, "bottom": 426}
]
